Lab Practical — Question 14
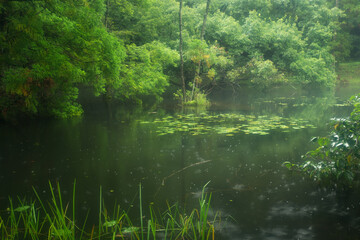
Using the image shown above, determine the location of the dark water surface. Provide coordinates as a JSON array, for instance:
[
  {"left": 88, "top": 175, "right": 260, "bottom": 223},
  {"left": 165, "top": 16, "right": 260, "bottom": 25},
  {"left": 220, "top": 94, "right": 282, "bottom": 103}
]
[{"left": 1, "top": 86, "right": 360, "bottom": 239}]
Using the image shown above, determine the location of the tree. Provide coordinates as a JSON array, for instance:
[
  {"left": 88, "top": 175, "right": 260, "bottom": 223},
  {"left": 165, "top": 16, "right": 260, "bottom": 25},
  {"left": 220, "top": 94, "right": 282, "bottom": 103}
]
[
  {"left": 328, "top": 0, "right": 360, "bottom": 60},
  {"left": 179, "top": 0, "right": 186, "bottom": 102},
  {"left": 191, "top": 0, "right": 211, "bottom": 100},
  {"left": 0, "top": 0, "right": 125, "bottom": 119},
  {"left": 118, "top": 41, "right": 178, "bottom": 104},
  {"left": 0, "top": 0, "right": 352, "bottom": 120}
]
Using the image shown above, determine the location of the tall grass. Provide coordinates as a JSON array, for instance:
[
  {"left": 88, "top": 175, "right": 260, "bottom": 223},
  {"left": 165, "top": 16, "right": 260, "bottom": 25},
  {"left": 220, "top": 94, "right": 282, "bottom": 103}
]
[{"left": 0, "top": 181, "right": 218, "bottom": 240}]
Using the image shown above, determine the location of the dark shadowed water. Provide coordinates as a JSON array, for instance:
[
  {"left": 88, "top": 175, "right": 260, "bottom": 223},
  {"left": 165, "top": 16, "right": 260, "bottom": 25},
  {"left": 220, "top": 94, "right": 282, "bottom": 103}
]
[{"left": 1, "top": 85, "right": 360, "bottom": 239}]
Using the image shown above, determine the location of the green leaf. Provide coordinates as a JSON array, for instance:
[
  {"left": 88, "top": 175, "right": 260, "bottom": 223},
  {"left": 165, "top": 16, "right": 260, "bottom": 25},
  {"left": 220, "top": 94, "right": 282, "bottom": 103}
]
[
  {"left": 282, "top": 161, "right": 294, "bottom": 170},
  {"left": 318, "top": 137, "right": 329, "bottom": 146},
  {"left": 122, "top": 226, "right": 139, "bottom": 233},
  {"left": 103, "top": 220, "right": 117, "bottom": 227},
  {"left": 14, "top": 205, "right": 31, "bottom": 212}
]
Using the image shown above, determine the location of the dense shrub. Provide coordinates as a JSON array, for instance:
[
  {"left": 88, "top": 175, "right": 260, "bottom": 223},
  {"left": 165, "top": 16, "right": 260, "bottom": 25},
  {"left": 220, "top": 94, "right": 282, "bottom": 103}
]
[{"left": 284, "top": 95, "right": 360, "bottom": 188}]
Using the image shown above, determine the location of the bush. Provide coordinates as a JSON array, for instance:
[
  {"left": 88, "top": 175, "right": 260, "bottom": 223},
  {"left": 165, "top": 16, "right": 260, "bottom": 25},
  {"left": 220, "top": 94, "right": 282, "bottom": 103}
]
[
  {"left": 174, "top": 85, "right": 210, "bottom": 107},
  {"left": 227, "top": 57, "right": 286, "bottom": 90},
  {"left": 284, "top": 95, "right": 360, "bottom": 188}
]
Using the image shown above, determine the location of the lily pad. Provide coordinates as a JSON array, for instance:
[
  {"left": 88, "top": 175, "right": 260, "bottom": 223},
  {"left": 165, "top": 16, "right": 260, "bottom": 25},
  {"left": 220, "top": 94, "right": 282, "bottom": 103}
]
[{"left": 140, "top": 112, "right": 317, "bottom": 136}]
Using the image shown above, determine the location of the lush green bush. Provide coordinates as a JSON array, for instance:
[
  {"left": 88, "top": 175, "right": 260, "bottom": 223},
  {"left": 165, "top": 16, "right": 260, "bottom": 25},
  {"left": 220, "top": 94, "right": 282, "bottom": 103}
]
[
  {"left": 290, "top": 54, "right": 336, "bottom": 88},
  {"left": 220, "top": 9, "right": 337, "bottom": 89},
  {"left": 119, "top": 41, "right": 179, "bottom": 104},
  {"left": 249, "top": 58, "right": 286, "bottom": 89},
  {"left": 0, "top": 0, "right": 125, "bottom": 119},
  {"left": 226, "top": 57, "right": 286, "bottom": 89},
  {"left": 284, "top": 95, "right": 360, "bottom": 188},
  {"left": 174, "top": 84, "right": 210, "bottom": 107}
]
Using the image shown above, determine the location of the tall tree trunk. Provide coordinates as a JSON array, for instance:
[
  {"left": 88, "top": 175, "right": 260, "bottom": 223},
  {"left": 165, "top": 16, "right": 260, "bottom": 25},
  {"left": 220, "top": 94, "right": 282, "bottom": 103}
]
[
  {"left": 191, "top": 0, "right": 211, "bottom": 100},
  {"left": 179, "top": 0, "right": 186, "bottom": 103},
  {"left": 200, "top": 0, "right": 211, "bottom": 41}
]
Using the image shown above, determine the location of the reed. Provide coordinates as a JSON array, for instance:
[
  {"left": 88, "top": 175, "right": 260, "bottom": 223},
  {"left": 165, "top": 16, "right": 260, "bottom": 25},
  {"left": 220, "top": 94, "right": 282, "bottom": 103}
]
[
  {"left": 32, "top": 181, "right": 76, "bottom": 240},
  {"left": 139, "top": 183, "right": 144, "bottom": 240},
  {"left": 0, "top": 181, "right": 218, "bottom": 240}
]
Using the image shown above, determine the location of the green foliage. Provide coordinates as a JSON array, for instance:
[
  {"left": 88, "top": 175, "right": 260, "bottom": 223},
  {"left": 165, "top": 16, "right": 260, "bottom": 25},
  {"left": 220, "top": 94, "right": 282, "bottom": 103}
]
[
  {"left": 205, "top": 6, "right": 337, "bottom": 89},
  {"left": 0, "top": 0, "right": 126, "bottom": 119},
  {"left": 249, "top": 58, "right": 285, "bottom": 88},
  {"left": 174, "top": 85, "right": 210, "bottom": 107},
  {"left": 330, "top": 30, "right": 352, "bottom": 62},
  {"left": 285, "top": 95, "right": 360, "bottom": 188},
  {"left": 49, "top": 88, "right": 84, "bottom": 118},
  {"left": 0, "top": 0, "right": 356, "bottom": 120},
  {"left": 0, "top": 182, "right": 217, "bottom": 240},
  {"left": 331, "top": 0, "right": 360, "bottom": 60},
  {"left": 240, "top": 10, "right": 336, "bottom": 88},
  {"left": 206, "top": 11, "right": 248, "bottom": 61},
  {"left": 186, "top": 39, "right": 210, "bottom": 65},
  {"left": 184, "top": 38, "right": 232, "bottom": 90},
  {"left": 140, "top": 112, "right": 316, "bottom": 136},
  {"left": 134, "top": 0, "right": 179, "bottom": 46},
  {"left": 290, "top": 54, "right": 336, "bottom": 88},
  {"left": 224, "top": 0, "right": 273, "bottom": 21},
  {"left": 228, "top": 57, "right": 285, "bottom": 89},
  {"left": 119, "top": 41, "right": 179, "bottom": 104}
]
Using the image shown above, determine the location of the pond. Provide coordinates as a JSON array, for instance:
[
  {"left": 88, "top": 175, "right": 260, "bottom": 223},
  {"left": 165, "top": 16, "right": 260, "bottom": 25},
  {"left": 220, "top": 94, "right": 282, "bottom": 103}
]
[{"left": 1, "top": 85, "right": 360, "bottom": 239}]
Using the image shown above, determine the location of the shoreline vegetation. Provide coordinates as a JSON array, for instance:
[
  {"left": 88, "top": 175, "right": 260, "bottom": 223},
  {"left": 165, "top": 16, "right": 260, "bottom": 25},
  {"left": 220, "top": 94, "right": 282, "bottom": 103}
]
[
  {"left": 1, "top": 0, "right": 359, "bottom": 120},
  {"left": 0, "top": 181, "right": 218, "bottom": 240},
  {"left": 283, "top": 87, "right": 360, "bottom": 188},
  {"left": 282, "top": 62, "right": 360, "bottom": 189}
]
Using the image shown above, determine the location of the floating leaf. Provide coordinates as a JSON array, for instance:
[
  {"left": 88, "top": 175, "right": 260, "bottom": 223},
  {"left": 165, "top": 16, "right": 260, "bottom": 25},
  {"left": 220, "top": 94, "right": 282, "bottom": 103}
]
[
  {"left": 103, "top": 220, "right": 117, "bottom": 227},
  {"left": 140, "top": 113, "right": 316, "bottom": 136},
  {"left": 122, "top": 227, "right": 139, "bottom": 233},
  {"left": 14, "top": 206, "right": 30, "bottom": 212}
]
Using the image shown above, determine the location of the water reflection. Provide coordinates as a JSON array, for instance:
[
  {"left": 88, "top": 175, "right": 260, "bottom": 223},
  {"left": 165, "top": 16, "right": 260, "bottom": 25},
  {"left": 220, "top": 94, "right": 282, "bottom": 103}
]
[{"left": 1, "top": 88, "right": 360, "bottom": 239}]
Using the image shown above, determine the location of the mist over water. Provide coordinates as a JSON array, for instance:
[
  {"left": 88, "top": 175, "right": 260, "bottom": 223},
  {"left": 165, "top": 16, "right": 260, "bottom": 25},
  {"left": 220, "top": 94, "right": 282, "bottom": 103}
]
[{"left": 1, "top": 86, "right": 360, "bottom": 239}]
